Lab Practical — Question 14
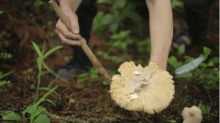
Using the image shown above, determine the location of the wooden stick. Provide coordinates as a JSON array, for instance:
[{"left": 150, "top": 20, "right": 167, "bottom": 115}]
[
  {"left": 49, "top": 0, "right": 111, "bottom": 84},
  {"left": 80, "top": 38, "right": 112, "bottom": 83}
]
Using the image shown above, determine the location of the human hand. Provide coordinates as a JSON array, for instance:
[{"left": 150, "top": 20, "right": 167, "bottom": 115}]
[{"left": 55, "top": 11, "right": 81, "bottom": 46}]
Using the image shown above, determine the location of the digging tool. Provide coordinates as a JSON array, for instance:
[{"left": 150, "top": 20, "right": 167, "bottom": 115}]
[{"left": 49, "top": 0, "right": 140, "bottom": 119}]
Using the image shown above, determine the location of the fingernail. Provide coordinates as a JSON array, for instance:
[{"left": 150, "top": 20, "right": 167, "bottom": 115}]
[{"left": 73, "top": 29, "right": 79, "bottom": 34}]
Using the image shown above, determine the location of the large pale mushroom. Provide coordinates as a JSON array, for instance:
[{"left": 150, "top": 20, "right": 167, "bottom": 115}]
[
  {"left": 181, "top": 106, "right": 202, "bottom": 123},
  {"left": 110, "top": 61, "right": 175, "bottom": 114}
]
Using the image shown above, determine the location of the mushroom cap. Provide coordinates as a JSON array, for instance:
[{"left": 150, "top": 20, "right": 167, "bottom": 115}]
[
  {"left": 182, "top": 106, "right": 202, "bottom": 123},
  {"left": 110, "top": 61, "right": 175, "bottom": 114}
]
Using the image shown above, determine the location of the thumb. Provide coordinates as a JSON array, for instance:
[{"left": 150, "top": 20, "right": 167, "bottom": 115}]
[{"left": 69, "top": 17, "right": 80, "bottom": 34}]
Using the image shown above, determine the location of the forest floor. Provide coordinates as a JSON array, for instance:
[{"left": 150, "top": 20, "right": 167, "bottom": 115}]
[{"left": 0, "top": 0, "right": 219, "bottom": 123}]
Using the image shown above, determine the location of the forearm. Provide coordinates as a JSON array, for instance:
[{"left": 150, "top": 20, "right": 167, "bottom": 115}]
[
  {"left": 60, "top": 0, "right": 82, "bottom": 12},
  {"left": 146, "top": 0, "right": 173, "bottom": 70}
]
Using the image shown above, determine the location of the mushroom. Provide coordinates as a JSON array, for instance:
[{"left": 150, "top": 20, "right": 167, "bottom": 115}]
[
  {"left": 181, "top": 106, "right": 202, "bottom": 123},
  {"left": 110, "top": 61, "right": 175, "bottom": 114}
]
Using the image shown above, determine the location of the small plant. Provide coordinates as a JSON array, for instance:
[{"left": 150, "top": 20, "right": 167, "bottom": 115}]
[
  {"left": 171, "top": 0, "right": 183, "bottom": 9},
  {"left": 93, "top": 0, "right": 142, "bottom": 36},
  {"left": 22, "top": 87, "right": 57, "bottom": 123},
  {"left": 0, "top": 42, "right": 63, "bottom": 123},
  {"left": 0, "top": 10, "right": 4, "bottom": 14},
  {"left": 94, "top": 107, "right": 102, "bottom": 113},
  {"left": 168, "top": 56, "right": 182, "bottom": 69},
  {"left": 0, "top": 71, "right": 12, "bottom": 87},
  {"left": 0, "top": 52, "right": 12, "bottom": 59},
  {"left": 0, "top": 39, "right": 12, "bottom": 60},
  {"left": 0, "top": 111, "right": 22, "bottom": 121},
  {"left": 0, "top": 87, "right": 57, "bottom": 123},
  {"left": 97, "top": 51, "right": 125, "bottom": 63},
  {"left": 170, "top": 47, "right": 219, "bottom": 89},
  {"left": 166, "top": 116, "right": 177, "bottom": 123},
  {"left": 31, "top": 41, "right": 63, "bottom": 102},
  {"left": 77, "top": 67, "right": 116, "bottom": 87},
  {"left": 77, "top": 67, "right": 102, "bottom": 88},
  {"left": 198, "top": 101, "right": 211, "bottom": 115},
  {"left": 96, "top": 30, "right": 135, "bottom": 63},
  {"left": 69, "top": 98, "right": 75, "bottom": 104},
  {"left": 109, "top": 30, "right": 134, "bottom": 53}
]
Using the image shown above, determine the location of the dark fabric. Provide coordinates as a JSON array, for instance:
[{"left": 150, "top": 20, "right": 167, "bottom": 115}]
[
  {"left": 183, "top": 0, "right": 215, "bottom": 42},
  {"left": 71, "top": 0, "right": 97, "bottom": 69}
]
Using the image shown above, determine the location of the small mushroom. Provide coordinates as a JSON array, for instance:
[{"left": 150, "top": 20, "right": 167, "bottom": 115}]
[
  {"left": 110, "top": 61, "right": 175, "bottom": 114},
  {"left": 181, "top": 106, "right": 202, "bottom": 123}
]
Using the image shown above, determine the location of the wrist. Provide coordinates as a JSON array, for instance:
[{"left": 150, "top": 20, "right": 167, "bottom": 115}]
[
  {"left": 60, "top": 0, "right": 82, "bottom": 12},
  {"left": 60, "top": 0, "right": 73, "bottom": 12}
]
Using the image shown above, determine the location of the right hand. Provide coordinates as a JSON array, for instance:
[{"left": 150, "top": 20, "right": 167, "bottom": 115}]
[{"left": 55, "top": 11, "right": 82, "bottom": 46}]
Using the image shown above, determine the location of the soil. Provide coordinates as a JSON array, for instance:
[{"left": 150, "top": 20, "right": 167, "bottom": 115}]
[{"left": 0, "top": 1, "right": 219, "bottom": 123}]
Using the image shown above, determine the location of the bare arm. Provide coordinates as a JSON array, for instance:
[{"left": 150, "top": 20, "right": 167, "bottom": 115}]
[
  {"left": 60, "top": 0, "right": 82, "bottom": 12},
  {"left": 145, "top": 0, "right": 173, "bottom": 70},
  {"left": 55, "top": 0, "right": 82, "bottom": 46}
]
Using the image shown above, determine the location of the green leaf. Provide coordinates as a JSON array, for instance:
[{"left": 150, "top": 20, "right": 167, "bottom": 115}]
[
  {"left": 126, "top": 10, "right": 142, "bottom": 23},
  {"left": 198, "top": 101, "right": 211, "bottom": 114},
  {"left": 44, "top": 99, "right": 56, "bottom": 105},
  {"left": 0, "top": 10, "right": 4, "bottom": 14},
  {"left": 0, "top": 71, "right": 12, "bottom": 80},
  {"left": 207, "top": 62, "right": 214, "bottom": 67},
  {"left": 115, "top": 0, "right": 126, "bottom": 8},
  {"left": 168, "top": 56, "right": 182, "bottom": 68},
  {"left": 42, "top": 41, "right": 46, "bottom": 54},
  {"left": 209, "top": 57, "right": 219, "bottom": 63},
  {"left": 36, "top": 87, "right": 57, "bottom": 106},
  {"left": 43, "top": 46, "right": 63, "bottom": 59},
  {"left": 118, "top": 30, "right": 130, "bottom": 39},
  {"left": 95, "top": 108, "right": 102, "bottom": 113},
  {"left": 0, "top": 81, "right": 10, "bottom": 86},
  {"left": 34, "top": 107, "right": 46, "bottom": 118},
  {"left": 37, "top": 57, "right": 42, "bottom": 70},
  {"left": 39, "top": 87, "right": 59, "bottom": 95},
  {"left": 32, "top": 41, "right": 42, "bottom": 57},
  {"left": 34, "top": 113, "right": 50, "bottom": 123},
  {"left": 30, "top": 84, "right": 36, "bottom": 90},
  {"left": 69, "top": 98, "right": 75, "bottom": 104},
  {"left": 77, "top": 73, "right": 88, "bottom": 82},
  {"left": 184, "top": 56, "right": 194, "bottom": 63},
  {"left": 102, "top": 80, "right": 108, "bottom": 86},
  {"left": 177, "top": 44, "right": 185, "bottom": 56},
  {"left": 97, "top": 0, "right": 112, "bottom": 4},
  {"left": 200, "top": 47, "right": 211, "bottom": 60},
  {"left": 0, "top": 111, "right": 22, "bottom": 121},
  {"left": 22, "top": 105, "right": 37, "bottom": 116},
  {"left": 110, "top": 22, "right": 118, "bottom": 33},
  {"left": 171, "top": 0, "right": 183, "bottom": 9},
  {"left": 101, "top": 14, "right": 112, "bottom": 25}
]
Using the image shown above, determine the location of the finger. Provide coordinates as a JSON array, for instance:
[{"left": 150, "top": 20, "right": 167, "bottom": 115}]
[
  {"left": 56, "top": 19, "right": 81, "bottom": 40},
  {"left": 55, "top": 29, "right": 81, "bottom": 46},
  {"left": 69, "top": 18, "right": 80, "bottom": 34}
]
